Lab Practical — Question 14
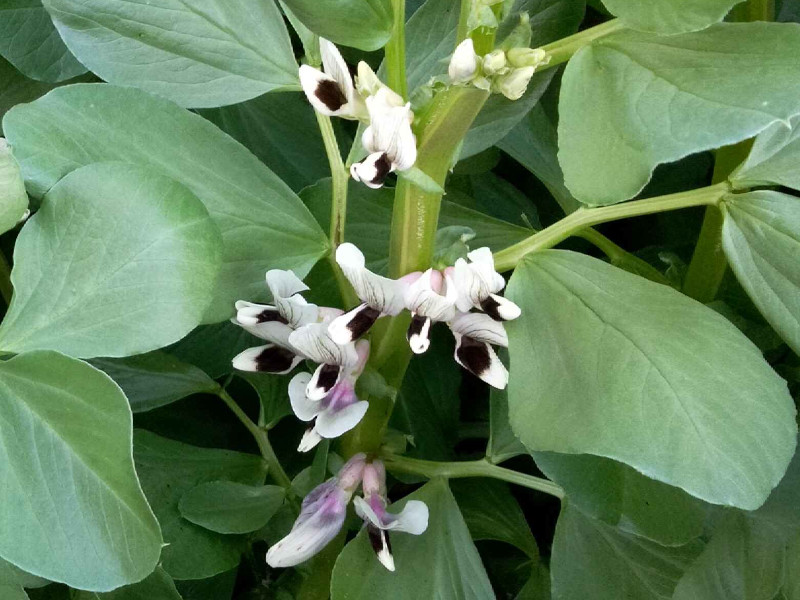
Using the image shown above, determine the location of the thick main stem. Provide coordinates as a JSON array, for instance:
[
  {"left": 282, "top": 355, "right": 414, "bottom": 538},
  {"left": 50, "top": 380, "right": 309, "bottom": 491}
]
[
  {"left": 385, "top": 0, "right": 407, "bottom": 99},
  {"left": 493, "top": 183, "right": 730, "bottom": 271},
  {"left": 381, "top": 453, "right": 565, "bottom": 499}
]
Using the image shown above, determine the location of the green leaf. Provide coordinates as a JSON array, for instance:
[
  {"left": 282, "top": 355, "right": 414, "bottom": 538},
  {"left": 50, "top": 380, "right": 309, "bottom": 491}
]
[
  {"left": 551, "top": 504, "right": 703, "bottom": 600},
  {"left": 0, "top": 560, "right": 48, "bottom": 589},
  {"left": 0, "top": 163, "right": 222, "bottom": 358},
  {"left": 506, "top": 250, "right": 797, "bottom": 509},
  {"left": 74, "top": 568, "right": 182, "bottom": 600},
  {"left": 0, "top": 585, "right": 28, "bottom": 600},
  {"left": 559, "top": 23, "right": 800, "bottom": 205},
  {"left": 199, "top": 92, "right": 332, "bottom": 193},
  {"left": 450, "top": 478, "right": 539, "bottom": 559},
  {"left": 133, "top": 430, "right": 267, "bottom": 580},
  {"left": 398, "top": 166, "right": 445, "bottom": 193},
  {"left": 0, "top": 0, "right": 86, "bottom": 82},
  {"left": 486, "top": 353, "right": 527, "bottom": 464},
  {"left": 2, "top": 84, "right": 328, "bottom": 321},
  {"left": 722, "top": 191, "right": 800, "bottom": 355},
  {"left": 0, "top": 57, "right": 59, "bottom": 131},
  {"left": 601, "top": 0, "right": 742, "bottom": 34},
  {"left": 239, "top": 372, "right": 292, "bottom": 429},
  {"left": 42, "top": 0, "right": 298, "bottom": 107},
  {"left": 279, "top": 0, "right": 393, "bottom": 51},
  {"left": 731, "top": 115, "right": 800, "bottom": 192},
  {"left": 0, "top": 138, "right": 28, "bottom": 235},
  {"left": 92, "top": 352, "right": 219, "bottom": 413},
  {"left": 174, "top": 569, "right": 236, "bottom": 600},
  {"left": 167, "top": 321, "right": 259, "bottom": 380},
  {"left": 533, "top": 452, "right": 707, "bottom": 545},
  {"left": 331, "top": 478, "right": 494, "bottom": 599},
  {"left": 179, "top": 482, "right": 285, "bottom": 535},
  {"left": 0, "top": 351, "right": 162, "bottom": 591}
]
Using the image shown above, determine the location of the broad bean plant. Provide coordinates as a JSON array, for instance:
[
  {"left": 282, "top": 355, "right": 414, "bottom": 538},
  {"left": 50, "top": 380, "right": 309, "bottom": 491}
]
[{"left": 0, "top": 0, "right": 799, "bottom": 598}]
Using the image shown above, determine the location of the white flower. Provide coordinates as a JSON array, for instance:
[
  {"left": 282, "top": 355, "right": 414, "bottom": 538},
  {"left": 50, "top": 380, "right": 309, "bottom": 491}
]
[
  {"left": 289, "top": 340, "right": 370, "bottom": 452},
  {"left": 353, "top": 460, "right": 429, "bottom": 571},
  {"left": 448, "top": 311, "right": 509, "bottom": 389},
  {"left": 403, "top": 269, "right": 458, "bottom": 354},
  {"left": 231, "top": 270, "right": 334, "bottom": 374},
  {"left": 350, "top": 91, "right": 417, "bottom": 189},
  {"left": 288, "top": 322, "right": 360, "bottom": 401},
  {"left": 266, "top": 454, "right": 366, "bottom": 568},
  {"left": 494, "top": 66, "right": 536, "bottom": 101},
  {"left": 299, "top": 38, "right": 365, "bottom": 119},
  {"left": 356, "top": 62, "right": 405, "bottom": 108},
  {"left": 482, "top": 49, "right": 508, "bottom": 76},
  {"left": 448, "top": 38, "right": 480, "bottom": 84},
  {"left": 328, "top": 243, "right": 410, "bottom": 344},
  {"left": 452, "top": 247, "right": 521, "bottom": 321}
]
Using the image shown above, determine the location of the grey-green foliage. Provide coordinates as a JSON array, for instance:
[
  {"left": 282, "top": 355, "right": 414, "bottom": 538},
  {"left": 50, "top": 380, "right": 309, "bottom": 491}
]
[
  {"left": 601, "top": 0, "right": 743, "bottom": 34},
  {"left": 42, "top": 0, "right": 298, "bottom": 107},
  {"left": 179, "top": 482, "right": 285, "bottom": 535},
  {"left": 0, "top": 163, "right": 223, "bottom": 358},
  {"left": 506, "top": 250, "right": 796, "bottom": 509},
  {"left": 0, "top": 138, "right": 28, "bottom": 235},
  {"left": 279, "top": 0, "right": 393, "bottom": 51}
]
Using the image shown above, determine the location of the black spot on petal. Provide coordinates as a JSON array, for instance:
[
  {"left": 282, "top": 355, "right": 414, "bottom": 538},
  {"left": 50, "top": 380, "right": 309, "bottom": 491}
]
[
  {"left": 456, "top": 336, "right": 491, "bottom": 377},
  {"left": 369, "top": 154, "right": 392, "bottom": 186},
  {"left": 317, "top": 363, "right": 341, "bottom": 395},
  {"left": 315, "top": 79, "right": 348, "bottom": 111},
  {"left": 257, "top": 308, "right": 289, "bottom": 324},
  {"left": 255, "top": 346, "right": 296, "bottom": 373},
  {"left": 347, "top": 305, "right": 381, "bottom": 340},
  {"left": 480, "top": 296, "right": 504, "bottom": 321}
]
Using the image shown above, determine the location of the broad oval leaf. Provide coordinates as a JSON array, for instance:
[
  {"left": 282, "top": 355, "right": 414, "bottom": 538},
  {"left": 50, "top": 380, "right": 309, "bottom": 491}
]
[
  {"left": 179, "top": 482, "right": 285, "bottom": 534},
  {"left": 506, "top": 250, "right": 797, "bottom": 509},
  {"left": 731, "top": 115, "right": 800, "bottom": 192},
  {"left": 722, "top": 191, "right": 800, "bottom": 355},
  {"left": 42, "top": 0, "right": 298, "bottom": 107},
  {"left": 0, "top": 0, "right": 85, "bottom": 83},
  {"left": 0, "top": 138, "right": 28, "bottom": 235},
  {"left": 551, "top": 504, "right": 703, "bottom": 600},
  {"left": 74, "top": 568, "right": 183, "bottom": 600},
  {"left": 0, "top": 163, "right": 222, "bottom": 358},
  {"left": 92, "top": 352, "right": 219, "bottom": 413},
  {"left": 133, "top": 430, "right": 267, "bottom": 580},
  {"left": 601, "top": 0, "right": 742, "bottom": 34},
  {"left": 279, "top": 0, "right": 393, "bottom": 52},
  {"left": 559, "top": 23, "right": 800, "bottom": 205},
  {"left": 331, "top": 478, "right": 494, "bottom": 599},
  {"left": 0, "top": 351, "right": 162, "bottom": 591},
  {"left": 2, "top": 84, "right": 328, "bottom": 321}
]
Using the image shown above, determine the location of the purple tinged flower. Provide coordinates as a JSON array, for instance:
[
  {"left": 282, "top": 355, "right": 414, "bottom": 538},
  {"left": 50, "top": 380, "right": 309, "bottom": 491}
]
[
  {"left": 403, "top": 268, "right": 458, "bottom": 354},
  {"left": 289, "top": 340, "right": 371, "bottom": 452},
  {"left": 353, "top": 461, "right": 429, "bottom": 571},
  {"left": 266, "top": 454, "right": 366, "bottom": 568}
]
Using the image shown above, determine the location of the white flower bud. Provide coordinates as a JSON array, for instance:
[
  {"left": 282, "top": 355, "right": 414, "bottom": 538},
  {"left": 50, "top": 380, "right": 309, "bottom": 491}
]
[
  {"left": 482, "top": 50, "right": 507, "bottom": 76},
  {"left": 494, "top": 66, "right": 535, "bottom": 101},
  {"left": 448, "top": 39, "right": 479, "bottom": 84},
  {"left": 506, "top": 47, "right": 548, "bottom": 69}
]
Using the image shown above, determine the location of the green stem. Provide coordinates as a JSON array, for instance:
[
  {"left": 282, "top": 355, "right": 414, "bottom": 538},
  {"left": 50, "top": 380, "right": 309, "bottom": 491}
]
[
  {"left": 493, "top": 183, "right": 730, "bottom": 272},
  {"left": 456, "top": 0, "right": 471, "bottom": 43},
  {"left": 541, "top": 19, "right": 624, "bottom": 68},
  {"left": 0, "top": 250, "right": 13, "bottom": 305},
  {"left": 385, "top": 0, "right": 407, "bottom": 99},
  {"left": 577, "top": 228, "right": 672, "bottom": 286},
  {"left": 216, "top": 388, "right": 295, "bottom": 493},
  {"left": 381, "top": 453, "right": 565, "bottom": 499}
]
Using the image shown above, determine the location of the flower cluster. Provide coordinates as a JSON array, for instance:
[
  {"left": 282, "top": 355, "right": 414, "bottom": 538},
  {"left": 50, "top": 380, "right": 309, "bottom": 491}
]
[
  {"left": 300, "top": 39, "right": 416, "bottom": 189},
  {"left": 266, "top": 454, "right": 428, "bottom": 571},
  {"left": 448, "top": 38, "right": 549, "bottom": 100}
]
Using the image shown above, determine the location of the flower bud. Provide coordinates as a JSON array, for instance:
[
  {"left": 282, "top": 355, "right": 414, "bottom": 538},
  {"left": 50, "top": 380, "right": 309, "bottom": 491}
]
[
  {"left": 506, "top": 47, "right": 548, "bottom": 69},
  {"left": 448, "top": 39, "right": 479, "bottom": 84},
  {"left": 494, "top": 66, "right": 535, "bottom": 101},
  {"left": 482, "top": 50, "right": 507, "bottom": 76}
]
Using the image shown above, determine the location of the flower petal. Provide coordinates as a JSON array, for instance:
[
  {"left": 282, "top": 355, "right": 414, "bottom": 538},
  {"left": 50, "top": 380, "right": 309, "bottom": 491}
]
[
  {"left": 320, "top": 38, "right": 355, "bottom": 103},
  {"left": 363, "top": 96, "right": 416, "bottom": 171},
  {"left": 289, "top": 372, "right": 321, "bottom": 421},
  {"left": 307, "top": 362, "right": 343, "bottom": 401},
  {"left": 266, "top": 482, "right": 348, "bottom": 567},
  {"left": 406, "top": 314, "right": 432, "bottom": 354},
  {"left": 232, "top": 344, "right": 302, "bottom": 374},
  {"left": 265, "top": 270, "right": 318, "bottom": 327},
  {"left": 467, "top": 247, "right": 505, "bottom": 292},
  {"left": 449, "top": 38, "right": 478, "bottom": 83},
  {"left": 289, "top": 322, "right": 359, "bottom": 366},
  {"left": 389, "top": 500, "right": 429, "bottom": 535},
  {"left": 453, "top": 335, "right": 509, "bottom": 389},
  {"left": 368, "top": 524, "right": 395, "bottom": 571},
  {"left": 299, "top": 64, "right": 350, "bottom": 117},
  {"left": 335, "top": 243, "right": 407, "bottom": 315},
  {"left": 480, "top": 293, "right": 521, "bottom": 321},
  {"left": 329, "top": 302, "right": 382, "bottom": 344},
  {"left": 316, "top": 400, "right": 369, "bottom": 438},
  {"left": 298, "top": 427, "right": 324, "bottom": 452},
  {"left": 233, "top": 301, "right": 294, "bottom": 344},
  {"left": 350, "top": 152, "right": 393, "bottom": 189},
  {"left": 449, "top": 312, "right": 508, "bottom": 347},
  {"left": 404, "top": 269, "right": 457, "bottom": 321}
]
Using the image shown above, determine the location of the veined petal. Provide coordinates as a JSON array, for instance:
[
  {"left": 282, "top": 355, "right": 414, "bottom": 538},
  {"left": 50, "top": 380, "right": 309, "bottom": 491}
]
[
  {"left": 266, "top": 270, "right": 319, "bottom": 327},
  {"left": 266, "top": 482, "right": 348, "bottom": 567},
  {"left": 467, "top": 247, "right": 505, "bottom": 293},
  {"left": 307, "top": 362, "right": 343, "bottom": 401},
  {"left": 289, "top": 372, "right": 321, "bottom": 421},
  {"left": 316, "top": 400, "right": 369, "bottom": 438},
  {"left": 320, "top": 38, "right": 355, "bottom": 102},
  {"left": 232, "top": 344, "right": 302, "bottom": 374},
  {"left": 350, "top": 152, "right": 392, "bottom": 189},
  {"left": 480, "top": 293, "right": 521, "bottom": 321},
  {"left": 289, "top": 322, "right": 360, "bottom": 367},
  {"left": 404, "top": 269, "right": 457, "bottom": 321},
  {"left": 233, "top": 301, "right": 293, "bottom": 345},
  {"left": 363, "top": 96, "right": 417, "bottom": 171},
  {"left": 335, "top": 243, "right": 407, "bottom": 315},
  {"left": 299, "top": 65, "right": 350, "bottom": 117},
  {"left": 449, "top": 312, "right": 508, "bottom": 347},
  {"left": 298, "top": 427, "right": 324, "bottom": 452},
  {"left": 329, "top": 302, "right": 382, "bottom": 344},
  {"left": 453, "top": 334, "right": 508, "bottom": 389},
  {"left": 407, "top": 314, "right": 432, "bottom": 354}
]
